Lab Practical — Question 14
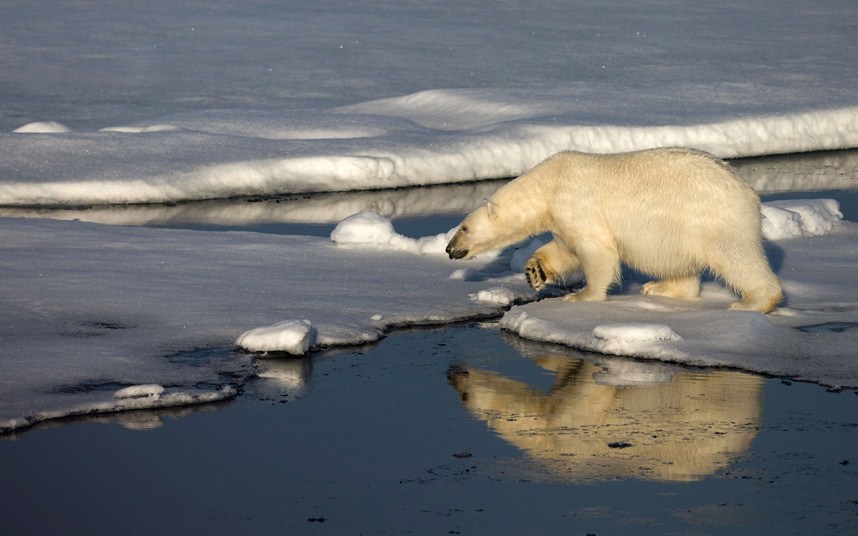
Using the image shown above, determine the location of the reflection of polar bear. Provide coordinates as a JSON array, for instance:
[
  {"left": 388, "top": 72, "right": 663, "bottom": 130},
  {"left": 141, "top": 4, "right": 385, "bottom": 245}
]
[
  {"left": 448, "top": 357, "right": 763, "bottom": 482},
  {"left": 446, "top": 148, "right": 782, "bottom": 313}
]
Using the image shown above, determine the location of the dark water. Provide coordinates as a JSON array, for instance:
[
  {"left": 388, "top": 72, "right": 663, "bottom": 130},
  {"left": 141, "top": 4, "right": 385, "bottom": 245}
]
[{"left": 1, "top": 325, "right": 856, "bottom": 535}]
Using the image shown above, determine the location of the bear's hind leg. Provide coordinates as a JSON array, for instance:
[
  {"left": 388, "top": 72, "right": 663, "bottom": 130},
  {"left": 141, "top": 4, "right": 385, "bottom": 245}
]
[
  {"left": 525, "top": 238, "right": 581, "bottom": 291},
  {"left": 641, "top": 275, "right": 701, "bottom": 300},
  {"left": 709, "top": 247, "right": 783, "bottom": 313}
]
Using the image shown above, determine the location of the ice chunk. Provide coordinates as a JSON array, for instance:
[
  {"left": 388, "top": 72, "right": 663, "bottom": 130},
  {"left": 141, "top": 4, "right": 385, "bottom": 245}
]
[
  {"left": 235, "top": 319, "right": 317, "bottom": 355},
  {"left": 330, "top": 212, "right": 397, "bottom": 246},
  {"left": 330, "top": 212, "right": 451, "bottom": 255},
  {"left": 114, "top": 384, "right": 165, "bottom": 400},
  {"left": 761, "top": 199, "right": 842, "bottom": 240}
]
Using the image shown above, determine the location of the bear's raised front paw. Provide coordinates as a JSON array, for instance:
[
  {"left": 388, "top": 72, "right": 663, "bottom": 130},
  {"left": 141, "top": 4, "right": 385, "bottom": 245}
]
[{"left": 525, "top": 257, "right": 549, "bottom": 291}]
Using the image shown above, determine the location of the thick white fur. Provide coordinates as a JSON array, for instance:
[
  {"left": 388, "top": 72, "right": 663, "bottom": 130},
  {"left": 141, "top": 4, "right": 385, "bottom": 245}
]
[{"left": 446, "top": 148, "right": 783, "bottom": 313}]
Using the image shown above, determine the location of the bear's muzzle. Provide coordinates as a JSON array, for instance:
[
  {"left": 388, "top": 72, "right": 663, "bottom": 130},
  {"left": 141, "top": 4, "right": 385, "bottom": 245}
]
[
  {"left": 446, "top": 245, "right": 468, "bottom": 260},
  {"left": 445, "top": 233, "right": 469, "bottom": 259}
]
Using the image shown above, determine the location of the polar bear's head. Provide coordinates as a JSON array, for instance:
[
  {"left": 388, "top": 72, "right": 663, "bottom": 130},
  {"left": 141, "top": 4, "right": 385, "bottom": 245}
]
[{"left": 446, "top": 198, "right": 539, "bottom": 259}]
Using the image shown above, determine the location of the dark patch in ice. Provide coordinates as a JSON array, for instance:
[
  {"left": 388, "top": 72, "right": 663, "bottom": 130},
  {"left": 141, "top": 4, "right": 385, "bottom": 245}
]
[
  {"left": 62, "top": 320, "right": 132, "bottom": 338},
  {"left": 796, "top": 322, "right": 858, "bottom": 333},
  {"left": 607, "top": 441, "right": 633, "bottom": 449}
]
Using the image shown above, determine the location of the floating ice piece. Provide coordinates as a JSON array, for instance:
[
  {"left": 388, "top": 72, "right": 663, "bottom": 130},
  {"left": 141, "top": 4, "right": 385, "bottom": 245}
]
[
  {"left": 470, "top": 287, "right": 517, "bottom": 305},
  {"left": 235, "top": 319, "right": 317, "bottom": 354},
  {"left": 761, "top": 199, "right": 842, "bottom": 240},
  {"left": 13, "top": 121, "right": 71, "bottom": 134},
  {"left": 114, "top": 384, "right": 165, "bottom": 400}
]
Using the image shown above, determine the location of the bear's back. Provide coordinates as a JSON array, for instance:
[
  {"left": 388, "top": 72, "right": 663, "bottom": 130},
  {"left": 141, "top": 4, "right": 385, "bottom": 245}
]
[{"left": 546, "top": 148, "right": 762, "bottom": 275}]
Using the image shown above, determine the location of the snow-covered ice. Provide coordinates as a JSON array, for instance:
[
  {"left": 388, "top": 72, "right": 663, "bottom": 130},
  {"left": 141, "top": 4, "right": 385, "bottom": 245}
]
[
  {"left": 0, "top": 216, "right": 533, "bottom": 432},
  {"left": 2, "top": 1, "right": 858, "bottom": 205},
  {"left": 1, "top": 0, "right": 857, "bottom": 431}
]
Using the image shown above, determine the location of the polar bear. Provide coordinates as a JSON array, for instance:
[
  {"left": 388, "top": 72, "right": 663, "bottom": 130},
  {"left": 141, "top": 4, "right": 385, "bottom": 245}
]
[{"left": 446, "top": 148, "right": 783, "bottom": 313}]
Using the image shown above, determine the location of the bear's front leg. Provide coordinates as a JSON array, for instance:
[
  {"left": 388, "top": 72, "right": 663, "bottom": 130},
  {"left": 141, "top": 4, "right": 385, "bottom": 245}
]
[
  {"left": 562, "top": 240, "right": 620, "bottom": 302},
  {"left": 524, "top": 239, "right": 582, "bottom": 291}
]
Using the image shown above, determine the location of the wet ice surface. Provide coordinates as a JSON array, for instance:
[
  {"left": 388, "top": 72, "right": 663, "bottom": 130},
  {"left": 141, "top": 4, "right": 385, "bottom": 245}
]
[{"left": 1, "top": 325, "right": 856, "bottom": 535}]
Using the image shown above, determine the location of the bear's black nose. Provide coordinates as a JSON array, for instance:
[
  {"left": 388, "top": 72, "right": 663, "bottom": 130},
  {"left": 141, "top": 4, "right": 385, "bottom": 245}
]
[{"left": 446, "top": 245, "right": 467, "bottom": 259}]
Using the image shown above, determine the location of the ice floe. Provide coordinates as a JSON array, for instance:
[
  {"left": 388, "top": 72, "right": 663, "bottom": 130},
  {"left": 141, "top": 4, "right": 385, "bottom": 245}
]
[{"left": 0, "top": 215, "right": 532, "bottom": 432}]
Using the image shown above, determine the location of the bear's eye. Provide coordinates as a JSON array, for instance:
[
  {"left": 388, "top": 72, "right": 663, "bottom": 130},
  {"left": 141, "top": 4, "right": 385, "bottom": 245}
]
[{"left": 460, "top": 225, "right": 468, "bottom": 233}]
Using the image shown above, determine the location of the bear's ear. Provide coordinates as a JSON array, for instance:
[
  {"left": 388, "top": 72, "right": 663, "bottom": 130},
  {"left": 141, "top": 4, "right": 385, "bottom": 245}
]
[{"left": 484, "top": 198, "right": 498, "bottom": 220}]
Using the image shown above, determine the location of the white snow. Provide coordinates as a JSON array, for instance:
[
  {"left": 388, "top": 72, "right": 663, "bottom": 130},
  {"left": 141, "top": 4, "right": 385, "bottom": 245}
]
[
  {"left": 330, "top": 211, "right": 452, "bottom": 255},
  {"left": 1, "top": 0, "right": 857, "bottom": 432},
  {"left": 761, "top": 199, "right": 843, "bottom": 240}
]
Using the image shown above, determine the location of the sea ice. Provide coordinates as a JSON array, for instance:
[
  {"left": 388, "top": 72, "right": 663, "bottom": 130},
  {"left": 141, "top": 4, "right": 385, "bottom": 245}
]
[{"left": 0, "top": 215, "right": 533, "bottom": 432}]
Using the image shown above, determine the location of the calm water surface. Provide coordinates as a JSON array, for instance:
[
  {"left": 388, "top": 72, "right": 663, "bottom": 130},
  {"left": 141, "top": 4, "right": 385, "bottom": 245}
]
[{"left": 1, "top": 325, "right": 856, "bottom": 535}]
